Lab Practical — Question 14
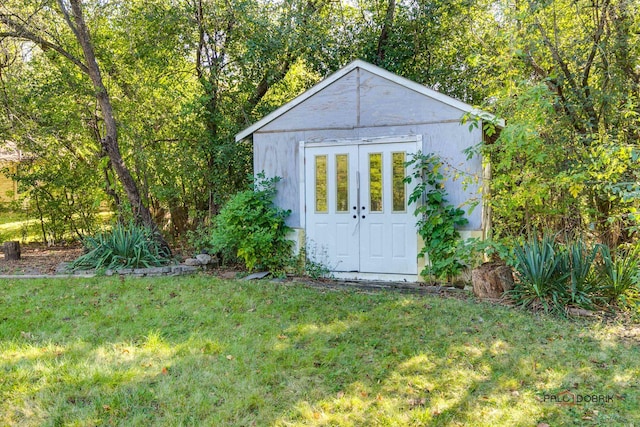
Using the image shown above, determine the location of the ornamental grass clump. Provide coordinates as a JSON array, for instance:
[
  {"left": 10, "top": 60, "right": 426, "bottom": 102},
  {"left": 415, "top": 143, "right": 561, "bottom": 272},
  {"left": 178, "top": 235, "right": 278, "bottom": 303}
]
[
  {"left": 70, "top": 222, "right": 170, "bottom": 271},
  {"left": 599, "top": 244, "right": 640, "bottom": 306},
  {"left": 511, "top": 232, "right": 640, "bottom": 314},
  {"left": 511, "top": 233, "right": 570, "bottom": 313}
]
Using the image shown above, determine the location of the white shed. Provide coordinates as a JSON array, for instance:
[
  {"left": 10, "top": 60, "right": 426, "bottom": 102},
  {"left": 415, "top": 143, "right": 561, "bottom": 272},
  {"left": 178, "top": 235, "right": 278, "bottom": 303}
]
[{"left": 236, "top": 60, "right": 492, "bottom": 281}]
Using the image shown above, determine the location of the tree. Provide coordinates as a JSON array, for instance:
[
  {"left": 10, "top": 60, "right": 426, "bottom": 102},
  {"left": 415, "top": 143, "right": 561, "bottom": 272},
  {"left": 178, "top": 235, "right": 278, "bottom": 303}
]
[
  {"left": 188, "top": 0, "right": 341, "bottom": 218},
  {"left": 481, "top": 0, "right": 640, "bottom": 245},
  {"left": 1, "top": 0, "right": 169, "bottom": 250}
]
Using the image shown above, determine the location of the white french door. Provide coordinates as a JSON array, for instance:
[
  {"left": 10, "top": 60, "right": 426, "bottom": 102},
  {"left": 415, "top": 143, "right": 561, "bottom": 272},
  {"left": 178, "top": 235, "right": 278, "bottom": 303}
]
[{"left": 304, "top": 137, "right": 419, "bottom": 275}]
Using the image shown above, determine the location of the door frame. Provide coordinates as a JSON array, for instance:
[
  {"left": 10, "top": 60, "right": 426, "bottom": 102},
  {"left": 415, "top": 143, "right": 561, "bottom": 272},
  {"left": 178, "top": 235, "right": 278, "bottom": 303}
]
[{"left": 299, "top": 134, "right": 423, "bottom": 281}]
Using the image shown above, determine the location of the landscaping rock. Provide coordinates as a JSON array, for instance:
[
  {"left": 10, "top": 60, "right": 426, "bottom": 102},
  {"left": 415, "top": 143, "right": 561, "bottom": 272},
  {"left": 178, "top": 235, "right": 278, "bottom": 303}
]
[
  {"left": 242, "top": 271, "right": 270, "bottom": 281},
  {"left": 196, "top": 254, "right": 212, "bottom": 265},
  {"left": 133, "top": 266, "right": 172, "bottom": 275},
  {"left": 171, "top": 265, "right": 199, "bottom": 275},
  {"left": 184, "top": 258, "right": 202, "bottom": 266},
  {"left": 472, "top": 262, "right": 514, "bottom": 299}
]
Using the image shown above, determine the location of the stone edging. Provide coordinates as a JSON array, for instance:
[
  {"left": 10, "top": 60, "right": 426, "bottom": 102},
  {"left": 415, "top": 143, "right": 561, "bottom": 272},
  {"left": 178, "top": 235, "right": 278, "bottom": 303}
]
[{"left": 0, "top": 264, "right": 200, "bottom": 279}]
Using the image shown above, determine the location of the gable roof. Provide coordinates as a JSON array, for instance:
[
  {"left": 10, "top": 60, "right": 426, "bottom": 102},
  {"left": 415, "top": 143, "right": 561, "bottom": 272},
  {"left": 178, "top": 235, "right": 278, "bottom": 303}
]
[{"left": 235, "top": 59, "right": 499, "bottom": 142}]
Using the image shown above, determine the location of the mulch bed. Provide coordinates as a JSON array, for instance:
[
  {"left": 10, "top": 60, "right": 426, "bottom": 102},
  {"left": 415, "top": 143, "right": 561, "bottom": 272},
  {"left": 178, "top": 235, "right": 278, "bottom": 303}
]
[{"left": 0, "top": 243, "right": 83, "bottom": 275}]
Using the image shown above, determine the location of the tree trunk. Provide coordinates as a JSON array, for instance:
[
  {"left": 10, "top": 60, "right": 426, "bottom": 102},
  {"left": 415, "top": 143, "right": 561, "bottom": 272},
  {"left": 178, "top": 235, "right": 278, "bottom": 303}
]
[
  {"left": 3, "top": 241, "right": 21, "bottom": 260},
  {"left": 67, "top": 0, "right": 170, "bottom": 253},
  {"left": 375, "top": 0, "right": 396, "bottom": 64},
  {"left": 472, "top": 262, "right": 514, "bottom": 299}
]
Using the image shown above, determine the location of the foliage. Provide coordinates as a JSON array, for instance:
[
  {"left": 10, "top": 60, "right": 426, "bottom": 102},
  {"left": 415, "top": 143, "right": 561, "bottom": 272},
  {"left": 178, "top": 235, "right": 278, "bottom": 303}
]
[
  {"left": 2, "top": 0, "right": 640, "bottom": 254},
  {"left": 294, "top": 239, "right": 334, "bottom": 279},
  {"left": 598, "top": 244, "right": 640, "bottom": 305},
  {"left": 6, "top": 159, "right": 104, "bottom": 244},
  {"left": 565, "top": 238, "right": 603, "bottom": 309},
  {"left": 511, "top": 233, "right": 571, "bottom": 313},
  {"left": 479, "top": 0, "right": 640, "bottom": 245},
  {"left": 70, "top": 222, "right": 170, "bottom": 271},
  {"left": 211, "top": 173, "right": 292, "bottom": 274},
  {"left": 405, "top": 152, "right": 471, "bottom": 282},
  {"left": 511, "top": 232, "right": 640, "bottom": 313},
  {"left": 466, "top": 236, "right": 517, "bottom": 267}
]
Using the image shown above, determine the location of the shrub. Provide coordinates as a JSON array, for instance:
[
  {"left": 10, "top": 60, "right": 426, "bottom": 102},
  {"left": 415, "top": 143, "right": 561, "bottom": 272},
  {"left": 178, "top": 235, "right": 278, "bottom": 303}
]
[
  {"left": 598, "top": 244, "right": 640, "bottom": 305},
  {"left": 510, "top": 233, "right": 640, "bottom": 313},
  {"left": 70, "top": 222, "right": 170, "bottom": 271},
  {"left": 511, "top": 233, "right": 570, "bottom": 312},
  {"left": 211, "top": 173, "right": 293, "bottom": 274},
  {"left": 565, "top": 238, "right": 602, "bottom": 309}
]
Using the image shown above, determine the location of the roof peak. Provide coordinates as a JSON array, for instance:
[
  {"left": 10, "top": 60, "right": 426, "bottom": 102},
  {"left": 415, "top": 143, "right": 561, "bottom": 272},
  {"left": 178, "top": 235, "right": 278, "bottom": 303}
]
[{"left": 236, "top": 59, "right": 496, "bottom": 142}]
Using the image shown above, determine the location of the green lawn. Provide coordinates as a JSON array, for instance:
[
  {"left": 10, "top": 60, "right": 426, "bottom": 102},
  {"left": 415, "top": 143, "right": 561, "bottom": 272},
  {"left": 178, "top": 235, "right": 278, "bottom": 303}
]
[
  {"left": 0, "top": 276, "right": 638, "bottom": 426},
  {"left": 0, "top": 211, "right": 41, "bottom": 243}
]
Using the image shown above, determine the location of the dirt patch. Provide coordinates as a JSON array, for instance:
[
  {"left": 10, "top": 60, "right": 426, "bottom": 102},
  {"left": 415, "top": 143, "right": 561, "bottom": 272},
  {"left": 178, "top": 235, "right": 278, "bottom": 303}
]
[{"left": 0, "top": 243, "right": 83, "bottom": 275}]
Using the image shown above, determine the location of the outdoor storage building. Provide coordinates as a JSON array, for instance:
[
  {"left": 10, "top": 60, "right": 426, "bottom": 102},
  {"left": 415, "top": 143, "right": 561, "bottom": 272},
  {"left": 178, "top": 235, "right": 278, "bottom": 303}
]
[{"left": 236, "top": 60, "right": 493, "bottom": 281}]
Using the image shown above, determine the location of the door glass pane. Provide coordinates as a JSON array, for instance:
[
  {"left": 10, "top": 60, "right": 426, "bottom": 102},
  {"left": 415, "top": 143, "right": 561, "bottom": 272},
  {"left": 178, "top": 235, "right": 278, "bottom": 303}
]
[
  {"left": 369, "top": 153, "right": 383, "bottom": 212},
  {"left": 392, "top": 152, "right": 406, "bottom": 212},
  {"left": 315, "top": 155, "right": 327, "bottom": 213},
  {"left": 336, "top": 154, "right": 349, "bottom": 212}
]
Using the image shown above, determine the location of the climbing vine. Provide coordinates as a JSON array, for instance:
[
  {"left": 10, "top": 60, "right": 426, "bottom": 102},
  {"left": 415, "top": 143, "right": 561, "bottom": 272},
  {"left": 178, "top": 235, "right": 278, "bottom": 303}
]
[{"left": 405, "top": 152, "right": 471, "bottom": 282}]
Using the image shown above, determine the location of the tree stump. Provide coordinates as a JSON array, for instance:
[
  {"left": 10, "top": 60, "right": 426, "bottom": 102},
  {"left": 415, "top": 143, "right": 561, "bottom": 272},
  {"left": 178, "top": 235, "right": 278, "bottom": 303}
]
[
  {"left": 3, "top": 241, "right": 21, "bottom": 260},
  {"left": 472, "top": 262, "right": 514, "bottom": 299}
]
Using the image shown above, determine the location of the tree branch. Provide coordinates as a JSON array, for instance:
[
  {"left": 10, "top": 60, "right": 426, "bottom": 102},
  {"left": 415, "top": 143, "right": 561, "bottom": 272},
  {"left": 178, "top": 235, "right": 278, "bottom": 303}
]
[
  {"left": 0, "top": 14, "right": 88, "bottom": 74},
  {"left": 56, "top": 0, "right": 81, "bottom": 41}
]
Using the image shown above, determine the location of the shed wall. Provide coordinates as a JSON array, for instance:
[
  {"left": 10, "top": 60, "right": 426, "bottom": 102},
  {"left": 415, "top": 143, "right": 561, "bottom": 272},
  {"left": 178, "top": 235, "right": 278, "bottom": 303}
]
[{"left": 254, "top": 123, "right": 483, "bottom": 230}]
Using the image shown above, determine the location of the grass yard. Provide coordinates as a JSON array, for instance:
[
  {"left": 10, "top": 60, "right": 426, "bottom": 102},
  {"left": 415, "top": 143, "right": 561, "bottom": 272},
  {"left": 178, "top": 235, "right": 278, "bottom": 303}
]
[
  {"left": 0, "top": 276, "right": 638, "bottom": 426},
  {"left": 0, "top": 212, "right": 41, "bottom": 243}
]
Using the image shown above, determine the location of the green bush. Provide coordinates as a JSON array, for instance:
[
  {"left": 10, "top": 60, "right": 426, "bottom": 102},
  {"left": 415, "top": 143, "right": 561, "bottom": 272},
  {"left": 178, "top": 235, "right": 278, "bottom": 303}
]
[
  {"left": 70, "top": 222, "right": 170, "bottom": 271},
  {"left": 598, "top": 244, "right": 640, "bottom": 305},
  {"left": 511, "top": 232, "right": 640, "bottom": 313},
  {"left": 211, "top": 173, "right": 293, "bottom": 274},
  {"left": 565, "top": 238, "right": 603, "bottom": 309},
  {"left": 511, "top": 233, "right": 570, "bottom": 312},
  {"left": 405, "top": 152, "right": 471, "bottom": 282}
]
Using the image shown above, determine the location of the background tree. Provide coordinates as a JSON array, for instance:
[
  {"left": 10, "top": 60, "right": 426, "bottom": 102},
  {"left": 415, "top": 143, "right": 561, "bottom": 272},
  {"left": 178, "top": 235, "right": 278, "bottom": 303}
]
[
  {"left": 482, "top": 0, "right": 640, "bottom": 245},
  {"left": 0, "top": 0, "right": 169, "bottom": 249}
]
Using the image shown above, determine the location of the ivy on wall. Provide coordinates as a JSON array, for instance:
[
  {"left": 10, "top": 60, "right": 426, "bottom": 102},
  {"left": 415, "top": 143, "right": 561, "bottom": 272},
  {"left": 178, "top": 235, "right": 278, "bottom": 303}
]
[{"left": 405, "top": 152, "right": 471, "bottom": 282}]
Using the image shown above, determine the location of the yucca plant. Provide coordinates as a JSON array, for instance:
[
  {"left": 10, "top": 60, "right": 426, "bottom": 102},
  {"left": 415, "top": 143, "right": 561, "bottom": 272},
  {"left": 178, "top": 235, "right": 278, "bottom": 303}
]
[
  {"left": 598, "top": 244, "right": 640, "bottom": 305},
  {"left": 565, "top": 238, "right": 602, "bottom": 309},
  {"left": 511, "top": 233, "right": 569, "bottom": 312},
  {"left": 70, "top": 222, "right": 170, "bottom": 271}
]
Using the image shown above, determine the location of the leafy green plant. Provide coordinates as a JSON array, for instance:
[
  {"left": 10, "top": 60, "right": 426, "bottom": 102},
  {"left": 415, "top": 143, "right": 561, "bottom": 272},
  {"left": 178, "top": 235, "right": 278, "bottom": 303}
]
[
  {"left": 510, "top": 233, "right": 640, "bottom": 313},
  {"left": 598, "top": 244, "right": 640, "bottom": 305},
  {"left": 211, "top": 173, "right": 293, "bottom": 274},
  {"left": 70, "top": 222, "right": 170, "bottom": 271},
  {"left": 565, "top": 238, "right": 602, "bottom": 309},
  {"left": 296, "top": 239, "right": 334, "bottom": 279},
  {"left": 511, "top": 233, "right": 570, "bottom": 312},
  {"left": 405, "top": 152, "right": 471, "bottom": 282}
]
